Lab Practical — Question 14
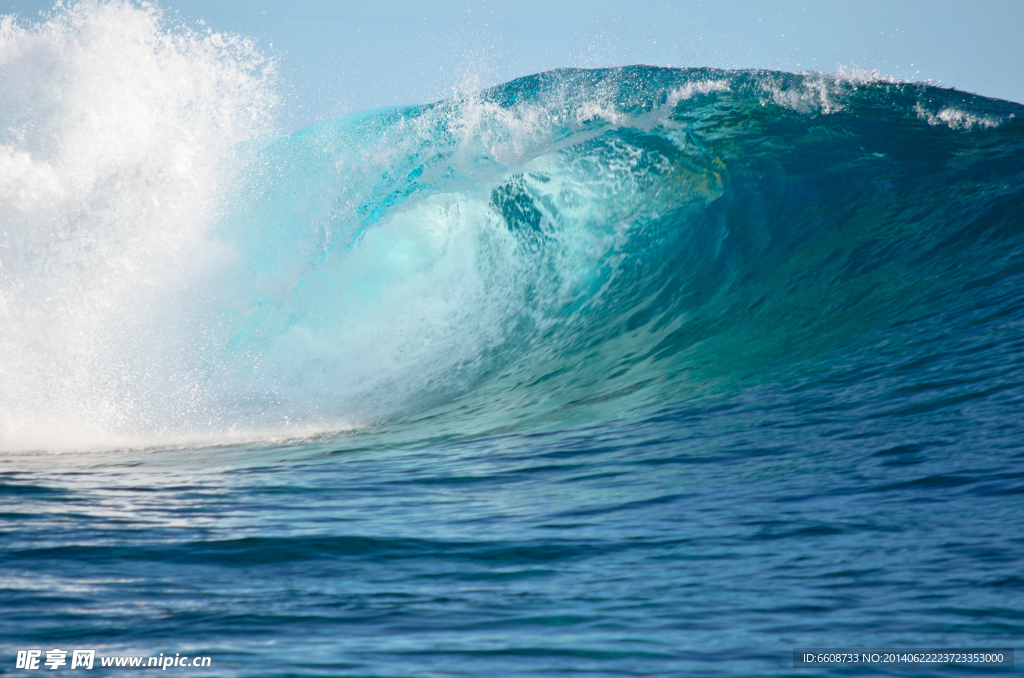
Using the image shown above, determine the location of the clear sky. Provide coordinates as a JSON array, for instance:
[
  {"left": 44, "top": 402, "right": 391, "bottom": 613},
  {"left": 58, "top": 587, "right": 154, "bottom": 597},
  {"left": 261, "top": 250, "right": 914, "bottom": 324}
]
[{"left": 5, "top": 0, "right": 1023, "bottom": 132}]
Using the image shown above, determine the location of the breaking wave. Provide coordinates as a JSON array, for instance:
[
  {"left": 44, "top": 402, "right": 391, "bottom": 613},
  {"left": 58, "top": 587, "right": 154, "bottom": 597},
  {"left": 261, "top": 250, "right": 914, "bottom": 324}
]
[{"left": 2, "top": 1, "right": 1023, "bottom": 451}]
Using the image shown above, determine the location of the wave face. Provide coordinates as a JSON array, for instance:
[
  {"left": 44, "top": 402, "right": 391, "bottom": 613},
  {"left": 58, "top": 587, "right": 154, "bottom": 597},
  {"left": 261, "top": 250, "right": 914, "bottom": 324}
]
[{"left": 2, "top": 4, "right": 1023, "bottom": 451}]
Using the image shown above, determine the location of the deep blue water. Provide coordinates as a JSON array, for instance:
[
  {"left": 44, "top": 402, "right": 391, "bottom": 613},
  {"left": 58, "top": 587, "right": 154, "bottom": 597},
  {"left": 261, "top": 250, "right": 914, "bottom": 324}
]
[{"left": 3, "top": 64, "right": 1024, "bottom": 676}]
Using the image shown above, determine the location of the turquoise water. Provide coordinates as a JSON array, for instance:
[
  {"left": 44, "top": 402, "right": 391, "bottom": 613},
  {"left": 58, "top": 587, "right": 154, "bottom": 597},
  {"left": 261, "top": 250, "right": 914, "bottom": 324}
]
[{"left": 2, "top": 28, "right": 1023, "bottom": 676}]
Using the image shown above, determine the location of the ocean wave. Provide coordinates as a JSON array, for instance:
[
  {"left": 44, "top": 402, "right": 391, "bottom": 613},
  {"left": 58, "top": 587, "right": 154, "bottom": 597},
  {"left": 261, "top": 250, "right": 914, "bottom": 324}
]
[{"left": 2, "top": 2, "right": 1023, "bottom": 452}]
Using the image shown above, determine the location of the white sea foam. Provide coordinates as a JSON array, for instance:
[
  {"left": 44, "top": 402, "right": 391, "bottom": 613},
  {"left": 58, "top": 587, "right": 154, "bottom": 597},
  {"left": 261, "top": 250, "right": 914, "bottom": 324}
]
[
  {"left": 760, "top": 67, "right": 900, "bottom": 115},
  {"left": 0, "top": 0, "right": 276, "bottom": 451},
  {"left": 666, "top": 79, "right": 731, "bottom": 106},
  {"left": 913, "top": 102, "right": 1003, "bottom": 130}
]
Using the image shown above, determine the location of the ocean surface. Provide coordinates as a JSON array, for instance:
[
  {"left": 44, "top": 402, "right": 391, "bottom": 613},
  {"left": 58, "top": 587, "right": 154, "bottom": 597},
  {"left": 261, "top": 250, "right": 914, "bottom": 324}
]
[{"left": 1, "top": 3, "right": 1023, "bottom": 676}]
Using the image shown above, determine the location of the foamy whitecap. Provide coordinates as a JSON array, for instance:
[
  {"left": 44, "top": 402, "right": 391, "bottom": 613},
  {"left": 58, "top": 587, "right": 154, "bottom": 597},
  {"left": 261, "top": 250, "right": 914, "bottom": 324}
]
[
  {"left": 913, "top": 102, "right": 1003, "bottom": 130},
  {"left": 759, "top": 68, "right": 900, "bottom": 115}
]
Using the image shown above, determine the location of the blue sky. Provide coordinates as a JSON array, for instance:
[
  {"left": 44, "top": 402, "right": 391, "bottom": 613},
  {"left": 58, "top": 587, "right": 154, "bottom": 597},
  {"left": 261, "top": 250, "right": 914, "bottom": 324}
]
[{"left": 6, "top": 0, "right": 1023, "bottom": 131}]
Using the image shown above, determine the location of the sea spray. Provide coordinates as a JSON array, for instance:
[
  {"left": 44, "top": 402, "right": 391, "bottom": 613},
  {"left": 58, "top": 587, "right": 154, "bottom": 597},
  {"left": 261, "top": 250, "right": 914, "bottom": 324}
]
[{"left": 0, "top": 0, "right": 275, "bottom": 449}]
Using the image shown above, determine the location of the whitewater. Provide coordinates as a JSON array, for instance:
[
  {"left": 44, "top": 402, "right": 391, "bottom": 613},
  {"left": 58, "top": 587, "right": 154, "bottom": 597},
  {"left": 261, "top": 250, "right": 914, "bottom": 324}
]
[{"left": 1, "top": 2, "right": 1023, "bottom": 676}]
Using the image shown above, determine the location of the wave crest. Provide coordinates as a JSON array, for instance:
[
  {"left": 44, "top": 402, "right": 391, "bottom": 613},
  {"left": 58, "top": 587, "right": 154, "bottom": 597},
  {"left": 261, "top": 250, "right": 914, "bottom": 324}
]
[{"left": 2, "top": 22, "right": 1022, "bottom": 451}]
